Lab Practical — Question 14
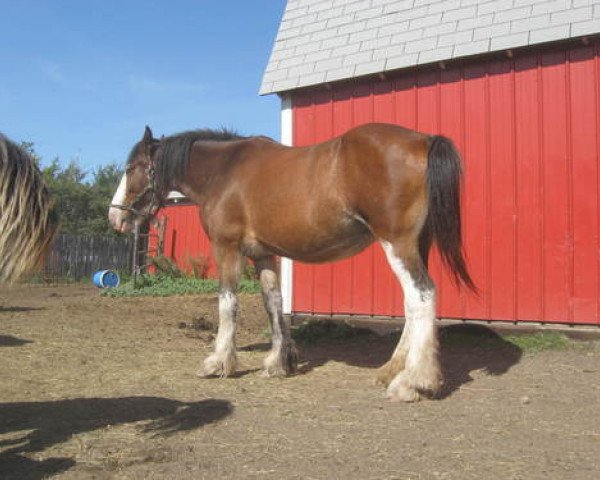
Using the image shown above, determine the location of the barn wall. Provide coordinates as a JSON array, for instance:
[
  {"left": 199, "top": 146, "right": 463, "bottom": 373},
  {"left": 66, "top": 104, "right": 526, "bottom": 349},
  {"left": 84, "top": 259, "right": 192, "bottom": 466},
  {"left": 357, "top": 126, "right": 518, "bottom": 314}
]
[
  {"left": 148, "top": 204, "right": 217, "bottom": 277},
  {"left": 291, "top": 41, "right": 600, "bottom": 325}
]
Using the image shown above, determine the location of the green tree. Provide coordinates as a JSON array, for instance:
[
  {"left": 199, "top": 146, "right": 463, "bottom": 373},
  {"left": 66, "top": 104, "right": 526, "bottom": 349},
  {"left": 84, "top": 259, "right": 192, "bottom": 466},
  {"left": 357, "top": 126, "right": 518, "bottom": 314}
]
[
  {"left": 88, "top": 163, "right": 124, "bottom": 235},
  {"left": 19, "top": 141, "right": 41, "bottom": 165},
  {"left": 43, "top": 159, "right": 89, "bottom": 234},
  {"left": 35, "top": 149, "right": 123, "bottom": 235}
]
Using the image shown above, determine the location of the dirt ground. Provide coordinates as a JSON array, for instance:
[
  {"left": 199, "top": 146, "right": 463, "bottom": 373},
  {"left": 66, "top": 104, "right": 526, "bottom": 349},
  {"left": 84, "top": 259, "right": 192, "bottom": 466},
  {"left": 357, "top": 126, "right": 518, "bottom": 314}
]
[{"left": 0, "top": 284, "right": 599, "bottom": 480}]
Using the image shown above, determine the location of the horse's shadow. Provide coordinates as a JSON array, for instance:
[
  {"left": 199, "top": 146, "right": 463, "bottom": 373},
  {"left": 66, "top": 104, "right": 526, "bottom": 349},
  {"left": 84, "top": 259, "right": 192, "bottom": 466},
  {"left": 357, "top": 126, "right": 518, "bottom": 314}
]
[
  {"left": 436, "top": 323, "right": 523, "bottom": 398},
  {"left": 245, "top": 321, "right": 522, "bottom": 399},
  {"left": 0, "top": 396, "right": 233, "bottom": 480}
]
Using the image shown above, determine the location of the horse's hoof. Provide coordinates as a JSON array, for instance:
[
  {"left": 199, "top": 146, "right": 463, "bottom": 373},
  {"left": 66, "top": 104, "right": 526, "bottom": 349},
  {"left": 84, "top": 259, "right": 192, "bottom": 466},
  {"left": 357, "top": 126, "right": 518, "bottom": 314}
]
[
  {"left": 386, "top": 372, "right": 422, "bottom": 403},
  {"left": 199, "top": 353, "right": 237, "bottom": 378},
  {"left": 407, "top": 366, "right": 442, "bottom": 396},
  {"left": 387, "top": 389, "right": 422, "bottom": 403},
  {"left": 262, "top": 344, "right": 297, "bottom": 378},
  {"left": 261, "top": 366, "right": 288, "bottom": 378},
  {"left": 262, "top": 357, "right": 295, "bottom": 378},
  {"left": 386, "top": 384, "right": 422, "bottom": 403}
]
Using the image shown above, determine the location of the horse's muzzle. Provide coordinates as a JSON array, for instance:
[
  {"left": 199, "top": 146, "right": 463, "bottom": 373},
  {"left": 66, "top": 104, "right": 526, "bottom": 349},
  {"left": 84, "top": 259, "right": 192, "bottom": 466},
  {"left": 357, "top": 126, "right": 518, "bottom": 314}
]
[{"left": 108, "top": 206, "right": 132, "bottom": 233}]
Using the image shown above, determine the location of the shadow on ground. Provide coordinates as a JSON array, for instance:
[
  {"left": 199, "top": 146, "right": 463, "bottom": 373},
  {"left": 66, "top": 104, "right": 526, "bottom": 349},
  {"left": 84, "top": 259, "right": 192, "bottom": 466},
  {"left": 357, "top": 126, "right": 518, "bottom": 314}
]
[
  {"left": 0, "top": 306, "right": 44, "bottom": 313},
  {"left": 0, "top": 335, "right": 32, "bottom": 348},
  {"left": 0, "top": 396, "right": 233, "bottom": 480},
  {"left": 242, "top": 321, "right": 523, "bottom": 399},
  {"left": 437, "top": 324, "right": 523, "bottom": 399}
]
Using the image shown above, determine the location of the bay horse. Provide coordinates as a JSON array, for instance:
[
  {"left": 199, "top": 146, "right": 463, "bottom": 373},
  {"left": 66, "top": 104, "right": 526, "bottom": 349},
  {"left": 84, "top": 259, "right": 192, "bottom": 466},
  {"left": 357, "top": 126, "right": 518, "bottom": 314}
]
[
  {"left": 109, "top": 124, "right": 475, "bottom": 402},
  {"left": 0, "top": 134, "right": 58, "bottom": 283}
]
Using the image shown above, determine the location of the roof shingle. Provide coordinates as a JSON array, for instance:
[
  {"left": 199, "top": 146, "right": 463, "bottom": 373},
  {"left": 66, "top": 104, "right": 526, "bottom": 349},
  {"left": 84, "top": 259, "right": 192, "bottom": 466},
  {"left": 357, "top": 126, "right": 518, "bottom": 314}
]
[{"left": 260, "top": 0, "right": 599, "bottom": 95}]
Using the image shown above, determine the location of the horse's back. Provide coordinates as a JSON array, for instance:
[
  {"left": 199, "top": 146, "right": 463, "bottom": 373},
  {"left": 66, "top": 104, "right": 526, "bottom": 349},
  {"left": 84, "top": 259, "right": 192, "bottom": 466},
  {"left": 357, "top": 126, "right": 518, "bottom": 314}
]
[{"left": 213, "top": 123, "right": 431, "bottom": 260}]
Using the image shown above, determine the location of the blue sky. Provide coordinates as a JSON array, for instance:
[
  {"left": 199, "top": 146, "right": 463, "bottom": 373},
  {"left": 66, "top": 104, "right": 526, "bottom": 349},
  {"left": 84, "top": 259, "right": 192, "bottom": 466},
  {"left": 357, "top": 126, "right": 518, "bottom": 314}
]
[{"left": 0, "top": 0, "right": 286, "bottom": 174}]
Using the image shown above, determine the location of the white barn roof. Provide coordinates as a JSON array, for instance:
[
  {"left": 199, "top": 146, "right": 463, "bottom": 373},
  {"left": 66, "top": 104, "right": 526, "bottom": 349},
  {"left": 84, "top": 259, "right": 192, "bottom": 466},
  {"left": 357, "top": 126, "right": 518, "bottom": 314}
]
[{"left": 260, "top": 0, "right": 600, "bottom": 95}]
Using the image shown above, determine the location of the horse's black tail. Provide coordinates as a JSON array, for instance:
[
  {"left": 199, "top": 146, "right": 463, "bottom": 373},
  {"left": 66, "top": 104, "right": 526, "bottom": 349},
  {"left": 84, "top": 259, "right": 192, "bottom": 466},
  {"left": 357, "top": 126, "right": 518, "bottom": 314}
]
[{"left": 424, "top": 135, "right": 476, "bottom": 292}]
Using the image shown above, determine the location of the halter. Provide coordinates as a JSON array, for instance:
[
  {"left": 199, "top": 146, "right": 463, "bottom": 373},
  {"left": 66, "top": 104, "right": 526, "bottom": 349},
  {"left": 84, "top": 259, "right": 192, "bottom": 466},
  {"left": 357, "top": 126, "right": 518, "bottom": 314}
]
[{"left": 110, "top": 163, "right": 161, "bottom": 220}]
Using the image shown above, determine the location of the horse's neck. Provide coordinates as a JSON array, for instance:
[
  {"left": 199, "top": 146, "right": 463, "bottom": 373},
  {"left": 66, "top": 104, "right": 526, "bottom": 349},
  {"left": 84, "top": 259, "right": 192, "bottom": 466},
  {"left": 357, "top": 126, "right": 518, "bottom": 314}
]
[{"left": 176, "top": 140, "right": 241, "bottom": 203}]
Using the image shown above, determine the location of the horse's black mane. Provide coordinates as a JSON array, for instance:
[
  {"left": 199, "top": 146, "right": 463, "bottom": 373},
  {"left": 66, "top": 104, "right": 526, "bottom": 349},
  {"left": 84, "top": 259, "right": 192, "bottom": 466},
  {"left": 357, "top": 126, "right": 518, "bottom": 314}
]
[{"left": 129, "top": 128, "right": 244, "bottom": 192}]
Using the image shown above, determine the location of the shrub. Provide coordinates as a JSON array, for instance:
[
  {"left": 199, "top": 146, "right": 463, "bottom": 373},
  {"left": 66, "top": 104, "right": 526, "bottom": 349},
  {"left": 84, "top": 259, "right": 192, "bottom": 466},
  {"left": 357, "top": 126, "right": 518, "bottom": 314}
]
[
  {"left": 189, "top": 255, "right": 211, "bottom": 279},
  {"left": 102, "top": 273, "right": 261, "bottom": 297},
  {"left": 149, "top": 256, "right": 185, "bottom": 278}
]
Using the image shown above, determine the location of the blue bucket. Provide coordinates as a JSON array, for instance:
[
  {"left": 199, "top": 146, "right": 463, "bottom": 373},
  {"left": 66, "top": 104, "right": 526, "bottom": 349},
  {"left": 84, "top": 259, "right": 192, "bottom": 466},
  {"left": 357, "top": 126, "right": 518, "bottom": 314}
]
[{"left": 93, "top": 269, "right": 120, "bottom": 288}]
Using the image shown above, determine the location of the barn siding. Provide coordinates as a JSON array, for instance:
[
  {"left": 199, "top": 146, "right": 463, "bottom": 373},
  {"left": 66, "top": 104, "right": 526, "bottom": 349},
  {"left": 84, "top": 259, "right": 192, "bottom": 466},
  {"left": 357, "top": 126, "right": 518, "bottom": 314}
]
[
  {"left": 291, "top": 41, "right": 600, "bottom": 325},
  {"left": 148, "top": 204, "right": 217, "bottom": 278}
]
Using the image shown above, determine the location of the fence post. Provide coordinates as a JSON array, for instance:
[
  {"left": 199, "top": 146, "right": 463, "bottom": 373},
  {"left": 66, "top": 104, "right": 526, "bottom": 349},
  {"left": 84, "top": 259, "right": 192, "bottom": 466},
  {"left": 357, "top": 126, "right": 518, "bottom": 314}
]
[
  {"left": 158, "top": 217, "right": 167, "bottom": 257},
  {"left": 132, "top": 224, "right": 140, "bottom": 289}
]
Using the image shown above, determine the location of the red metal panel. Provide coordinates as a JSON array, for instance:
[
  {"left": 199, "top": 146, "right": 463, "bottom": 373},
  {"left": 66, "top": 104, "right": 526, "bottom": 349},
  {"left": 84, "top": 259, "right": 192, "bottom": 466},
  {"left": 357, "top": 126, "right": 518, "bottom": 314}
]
[
  {"left": 462, "top": 64, "right": 490, "bottom": 320},
  {"left": 541, "top": 51, "right": 571, "bottom": 322},
  {"left": 569, "top": 46, "right": 599, "bottom": 324},
  {"left": 291, "top": 40, "right": 600, "bottom": 325},
  {"left": 488, "top": 60, "right": 517, "bottom": 320},
  {"left": 394, "top": 75, "right": 417, "bottom": 130},
  {"left": 514, "top": 54, "right": 544, "bottom": 321},
  {"left": 439, "top": 67, "right": 466, "bottom": 318}
]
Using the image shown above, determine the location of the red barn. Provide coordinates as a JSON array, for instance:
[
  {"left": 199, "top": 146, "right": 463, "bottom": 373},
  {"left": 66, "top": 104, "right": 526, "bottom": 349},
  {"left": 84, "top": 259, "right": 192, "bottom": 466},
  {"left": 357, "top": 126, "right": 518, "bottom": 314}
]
[
  {"left": 259, "top": 0, "right": 600, "bottom": 326},
  {"left": 155, "top": 0, "right": 600, "bottom": 326}
]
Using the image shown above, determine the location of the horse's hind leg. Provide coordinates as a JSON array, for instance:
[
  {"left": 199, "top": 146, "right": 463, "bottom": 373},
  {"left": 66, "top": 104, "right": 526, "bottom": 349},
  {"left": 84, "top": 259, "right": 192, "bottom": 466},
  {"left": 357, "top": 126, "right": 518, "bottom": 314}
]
[
  {"left": 200, "top": 245, "right": 243, "bottom": 378},
  {"left": 376, "top": 228, "right": 432, "bottom": 387},
  {"left": 379, "top": 240, "right": 441, "bottom": 402},
  {"left": 255, "top": 256, "right": 298, "bottom": 377}
]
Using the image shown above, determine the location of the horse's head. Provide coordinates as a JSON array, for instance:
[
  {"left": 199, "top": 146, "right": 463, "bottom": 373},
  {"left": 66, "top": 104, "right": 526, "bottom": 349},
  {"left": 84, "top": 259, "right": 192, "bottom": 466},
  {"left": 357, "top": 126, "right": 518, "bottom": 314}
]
[{"left": 108, "top": 126, "right": 162, "bottom": 233}]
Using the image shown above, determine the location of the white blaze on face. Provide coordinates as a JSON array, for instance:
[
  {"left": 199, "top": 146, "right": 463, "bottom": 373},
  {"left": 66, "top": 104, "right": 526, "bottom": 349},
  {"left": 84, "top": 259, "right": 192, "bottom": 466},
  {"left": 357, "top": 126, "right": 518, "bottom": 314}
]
[{"left": 108, "top": 174, "right": 128, "bottom": 232}]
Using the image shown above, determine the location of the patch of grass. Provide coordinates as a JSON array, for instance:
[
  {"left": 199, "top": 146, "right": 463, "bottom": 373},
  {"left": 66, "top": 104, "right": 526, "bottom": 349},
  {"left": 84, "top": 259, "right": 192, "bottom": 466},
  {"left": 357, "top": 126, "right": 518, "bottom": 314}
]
[
  {"left": 503, "top": 331, "right": 571, "bottom": 353},
  {"left": 440, "top": 325, "right": 574, "bottom": 354},
  {"left": 102, "top": 274, "right": 261, "bottom": 297},
  {"left": 291, "top": 319, "right": 372, "bottom": 345}
]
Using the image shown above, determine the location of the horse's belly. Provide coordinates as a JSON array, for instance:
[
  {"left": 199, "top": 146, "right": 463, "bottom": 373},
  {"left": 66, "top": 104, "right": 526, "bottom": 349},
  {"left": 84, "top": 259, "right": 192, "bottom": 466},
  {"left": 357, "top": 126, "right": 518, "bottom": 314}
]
[
  {"left": 293, "top": 231, "right": 374, "bottom": 262},
  {"left": 246, "top": 216, "right": 374, "bottom": 263}
]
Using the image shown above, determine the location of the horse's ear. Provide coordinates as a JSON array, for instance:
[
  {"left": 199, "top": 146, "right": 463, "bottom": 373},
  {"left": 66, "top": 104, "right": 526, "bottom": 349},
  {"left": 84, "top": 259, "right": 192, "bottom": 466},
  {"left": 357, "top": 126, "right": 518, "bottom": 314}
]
[{"left": 143, "top": 126, "right": 154, "bottom": 143}]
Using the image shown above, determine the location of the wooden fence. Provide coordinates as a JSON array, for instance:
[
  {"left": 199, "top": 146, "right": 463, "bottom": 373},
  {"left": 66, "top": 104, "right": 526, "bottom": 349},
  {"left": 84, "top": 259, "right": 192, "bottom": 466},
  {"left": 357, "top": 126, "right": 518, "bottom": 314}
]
[{"left": 39, "top": 234, "right": 133, "bottom": 282}]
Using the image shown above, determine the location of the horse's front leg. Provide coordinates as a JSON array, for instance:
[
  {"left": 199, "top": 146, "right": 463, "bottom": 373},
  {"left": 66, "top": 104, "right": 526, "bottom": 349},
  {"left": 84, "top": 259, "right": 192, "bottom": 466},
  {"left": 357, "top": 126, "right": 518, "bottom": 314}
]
[
  {"left": 256, "top": 256, "right": 298, "bottom": 377},
  {"left": 200, "top": 245, "right": 243, "bottom": 378}
]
